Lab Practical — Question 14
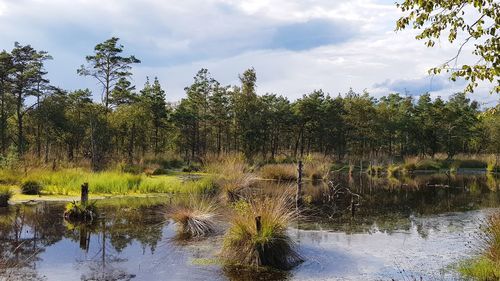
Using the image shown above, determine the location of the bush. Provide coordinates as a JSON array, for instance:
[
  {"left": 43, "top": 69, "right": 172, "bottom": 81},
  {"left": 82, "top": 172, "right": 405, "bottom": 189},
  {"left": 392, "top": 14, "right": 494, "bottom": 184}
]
[
  {"left": 21, "top": 180, "right": 43, "bottom": 195},
  {"left": 222, "top": 192, "right": 302, "bottom": 270},
  {"left": 0, "top": 186, "right": 12, "bottom": 207}
]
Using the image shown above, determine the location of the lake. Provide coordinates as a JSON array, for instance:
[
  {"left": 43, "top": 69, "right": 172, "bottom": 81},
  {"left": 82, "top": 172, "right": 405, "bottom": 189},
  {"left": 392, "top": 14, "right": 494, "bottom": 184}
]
[{"left": 0, "top": 173, "right": 499, "bottom": 281}]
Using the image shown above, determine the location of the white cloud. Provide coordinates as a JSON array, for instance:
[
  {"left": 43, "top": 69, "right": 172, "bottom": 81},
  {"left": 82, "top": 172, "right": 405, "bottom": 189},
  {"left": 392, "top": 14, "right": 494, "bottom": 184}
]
[{"left": 0, "top": 0, "right": 495, "bottom": 106}]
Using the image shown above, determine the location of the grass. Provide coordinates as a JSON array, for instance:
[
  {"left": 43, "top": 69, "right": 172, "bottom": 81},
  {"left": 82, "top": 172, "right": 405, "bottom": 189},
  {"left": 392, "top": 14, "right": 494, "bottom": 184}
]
[
  {"left": 0, "top": 186, "right": 12, "bottom": 207},
  {"left": 460, "top": 212, "right": 500, "bottom": 280},
  {"left": 0, "top": 168, "right": 216, "bottom": 196},
  {"left": 387, "top": 164, "right": 404, "bottom": 177},
  {"left": 367, "top": 164, "right": 384, "bottom": 176},
  {"left": 259, "top": 164, "right": 297, "bottom": 181},
  {"left": 169, "top": 195, "right": 220, "bottom": 238},
  {"left": 222, "top": 191, "right": 302, "bottom": 270}
]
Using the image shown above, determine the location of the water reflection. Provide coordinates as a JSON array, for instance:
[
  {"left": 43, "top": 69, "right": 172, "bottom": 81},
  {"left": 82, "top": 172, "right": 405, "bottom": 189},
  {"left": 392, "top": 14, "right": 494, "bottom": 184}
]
[{"left": 0, "top": 174, "right": 498, "bottom": 280}]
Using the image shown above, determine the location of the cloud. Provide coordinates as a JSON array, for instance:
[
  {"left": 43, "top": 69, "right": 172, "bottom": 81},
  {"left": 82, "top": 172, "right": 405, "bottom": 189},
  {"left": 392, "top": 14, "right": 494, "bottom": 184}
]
[
  {"left": 373, "top": 76, "right": 464, "bottom": 96},
  {"left": 0, "top": 0, "right": 495, "bottom": 106}
]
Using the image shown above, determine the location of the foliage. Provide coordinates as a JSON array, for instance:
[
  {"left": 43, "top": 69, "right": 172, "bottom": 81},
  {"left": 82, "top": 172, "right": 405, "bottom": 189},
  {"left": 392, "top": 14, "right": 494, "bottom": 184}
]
[
  {"left": 20, "top": 180, "right": 43, "bottom": 195},
  {"left": 0, "top": 186, "right": 12, "bottom": 207},
  {"left": 222, "top": 192, "right": 302, "bottom": 270},
  {"left": 396, "top": 0, "right": 500, "bottom": 93}
]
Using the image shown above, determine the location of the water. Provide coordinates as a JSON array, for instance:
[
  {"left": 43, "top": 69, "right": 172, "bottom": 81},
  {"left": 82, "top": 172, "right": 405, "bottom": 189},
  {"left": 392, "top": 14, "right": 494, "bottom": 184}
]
[{"left": 0, "top": 173, "right": 498, "bottom": 281}]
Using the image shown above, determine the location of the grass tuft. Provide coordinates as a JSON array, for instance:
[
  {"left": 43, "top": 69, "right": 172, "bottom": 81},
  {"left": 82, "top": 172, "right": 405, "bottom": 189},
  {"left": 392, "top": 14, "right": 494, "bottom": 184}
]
[
  {"left": 0, "top": 186, "right": 12, "bottom": 207},
  {"left": 460, "top": 212, "right": 500, "bottom": 280},
  {"left": 21, "top": 180, "right": 43, "bottom": 195},
  {"left": 222, "top": 191, "right": 302, "bottom": 270},
  {"left": 169, "top": 195, "right": 220, "bottom": 238}
]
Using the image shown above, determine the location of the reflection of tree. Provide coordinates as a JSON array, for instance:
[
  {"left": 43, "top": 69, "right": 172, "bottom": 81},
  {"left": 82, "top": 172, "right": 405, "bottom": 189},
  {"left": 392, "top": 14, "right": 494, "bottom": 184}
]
[
  {"left": 66, "top": 203, "right": 167, "bottom": 281},
  {"left": 261, "top": 173, "right": 500, "bottom": 235},
  {"left": 0, "top": 203, "right": 66, "bottom": 281}
]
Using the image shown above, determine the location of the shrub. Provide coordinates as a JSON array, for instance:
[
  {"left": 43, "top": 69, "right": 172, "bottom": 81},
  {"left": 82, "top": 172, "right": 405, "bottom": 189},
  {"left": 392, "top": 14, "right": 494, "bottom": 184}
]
[
  {"left": 259, "top": 164, "right": 297, "bottom": 181},
  {"left": 169, "top": 196, "right": 219, "bottom": 238},
  {"left": 64, "top": 201, "right": 98, "bottom": 222},
  {"left": 21, "top": 180, "right": 43, "bottom": 195},
  {"left": 0, "top": 186, "right": 12, "bottom": 207},
  {"left": 222, "top": 192, "right": 302, "bottom": 270}
]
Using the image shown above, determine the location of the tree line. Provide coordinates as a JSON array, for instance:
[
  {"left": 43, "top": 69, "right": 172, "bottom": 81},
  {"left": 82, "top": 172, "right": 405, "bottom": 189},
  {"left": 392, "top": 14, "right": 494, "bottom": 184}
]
[{"left": 0, "top": 38, "right": 498, "bottom": 170}]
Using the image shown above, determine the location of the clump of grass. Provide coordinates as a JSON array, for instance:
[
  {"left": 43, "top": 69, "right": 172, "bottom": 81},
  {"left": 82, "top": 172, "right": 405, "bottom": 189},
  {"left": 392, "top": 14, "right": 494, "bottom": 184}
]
[
  {"left": 217, "top": 174, "right": 255, "bottom": 202},
  {"left": 452, "top": 159, "right": 488, "bottom": 169},
  {"left": 222, "top": 191, "right": 302, "bottom": 270},
  {"left": 20, "top": 180, "right": 43, "bottom": 195},
  {"left": 366, "top": 164, "right": 384, "bottom": 176},
  {"left": 460, "top": 212, "right": 500, "bottom": 280},
  {"left": 415, "top": 159, "right": 442, "bottom": 170},
  {"left": 169, "top": 195, "right": 220, "bottom": 238},
  {"left": 403, "top": 156, "right": 419, "bottom": 171},
  {"left": 0, "top": 186, "right": 12, "bottom": 207},
  {"left": 387, "top": 164, "right": 403, "bottom": 177},
  {"left": 305, "top": 162, "right": 329, "bottom": 181},
  {"left": 259, "top": 164, "right": 297, "bottom": 181},
  {"left": 64, "top": 201, "right": 98, "bottom": 222},
  {"left": 487, "top": 156, "right": 498, "bottom": 173}
]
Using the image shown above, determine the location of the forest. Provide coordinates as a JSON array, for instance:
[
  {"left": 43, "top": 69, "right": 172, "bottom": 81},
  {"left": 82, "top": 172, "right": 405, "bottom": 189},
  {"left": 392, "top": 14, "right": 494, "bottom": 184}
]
[{"left": 0, "top": 37, "right": 498, "bottom": 171}]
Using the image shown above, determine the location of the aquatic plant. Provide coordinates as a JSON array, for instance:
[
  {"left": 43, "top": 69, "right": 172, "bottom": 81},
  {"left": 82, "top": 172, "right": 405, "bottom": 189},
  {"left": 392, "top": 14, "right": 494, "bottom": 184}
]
[
  {"left": 169, "top": 195, "right": 219, "bottom": 238},
  {"left": 460, "top": 212, "right": 500, "bottom": 280},
  {"left": 64, "top": 201, "right": 98, "bottom": 222},
  {"left": 222, "top": 192, "right": 302, "bottom": 270},
  {"left": 0, "top": 186, "right": 12, "bottom": 207},
  {"left": 21, "top": 180, "right": 43, "bottom": 195}
]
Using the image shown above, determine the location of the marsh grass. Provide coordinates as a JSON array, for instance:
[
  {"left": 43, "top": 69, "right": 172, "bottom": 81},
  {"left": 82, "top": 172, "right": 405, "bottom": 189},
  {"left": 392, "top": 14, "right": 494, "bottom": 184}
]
[
  {"left": 387, "top": 164, "right": 404, "bottom": 177},
  {"left": 460, "top": 212, "right": 500, "bottom": 280},
  {"left": 2, "top": 168, "right": 215, "bottom": 195},
  {"left": 222, "top": 191, "right": 302, "bottom": 270},
  {"left": 0, "top": 186, "right": 12, "bottom": 207},
  {"left": 169, "top": 195, "right": 220, "bottom": 238},
  {"left": 259, "top": 161, "right": 329, "bottom": 182}
]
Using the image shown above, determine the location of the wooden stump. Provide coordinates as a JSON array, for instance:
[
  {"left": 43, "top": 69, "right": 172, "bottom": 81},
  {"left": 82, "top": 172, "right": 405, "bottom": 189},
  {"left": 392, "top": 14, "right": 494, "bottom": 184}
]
[{"left": 81, "top": 183, "right": 89, "bottom": 205}]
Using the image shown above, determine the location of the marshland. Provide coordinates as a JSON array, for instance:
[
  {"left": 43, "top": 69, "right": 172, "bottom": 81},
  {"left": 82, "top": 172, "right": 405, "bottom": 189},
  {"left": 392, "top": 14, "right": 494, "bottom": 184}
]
[{"left": 1, "top": 0, "right": 500, "bottom": 280}]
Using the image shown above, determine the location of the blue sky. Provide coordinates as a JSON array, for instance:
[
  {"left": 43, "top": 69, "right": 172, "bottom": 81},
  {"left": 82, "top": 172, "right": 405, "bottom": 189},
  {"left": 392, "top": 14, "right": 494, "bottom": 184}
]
[{"left": 0, "top": 0, "right": 496, "bottom": 106}]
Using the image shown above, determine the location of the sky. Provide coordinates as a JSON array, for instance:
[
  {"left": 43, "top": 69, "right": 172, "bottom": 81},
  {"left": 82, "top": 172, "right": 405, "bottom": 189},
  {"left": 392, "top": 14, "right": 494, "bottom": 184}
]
[{"left": 0, "top": 0, "right": 497, "bottom": 106}]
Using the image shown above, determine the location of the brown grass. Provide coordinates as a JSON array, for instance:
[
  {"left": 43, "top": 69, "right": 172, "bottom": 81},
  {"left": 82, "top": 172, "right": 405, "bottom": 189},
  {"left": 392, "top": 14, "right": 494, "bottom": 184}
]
[{"left": 169, "top": 195, "right": 220, "bottom": 238}]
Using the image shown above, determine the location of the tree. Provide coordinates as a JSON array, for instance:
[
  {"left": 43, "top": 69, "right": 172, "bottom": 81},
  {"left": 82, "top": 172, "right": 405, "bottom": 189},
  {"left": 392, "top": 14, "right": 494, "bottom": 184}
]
[
  {"left": 0, "top": 51, "right": 14, "bottom": 155},
  {"left": 10, "top": 42, "right": 51, "bottom": 155},
  {"left": 78, "top": 37, "right": 140, "bottom": 110},
  {"left": 109, "top": 77, "right": 137, "bottom": 108},
  {"left": 396, "top": 0, "right": 500, "bottom": 93}
]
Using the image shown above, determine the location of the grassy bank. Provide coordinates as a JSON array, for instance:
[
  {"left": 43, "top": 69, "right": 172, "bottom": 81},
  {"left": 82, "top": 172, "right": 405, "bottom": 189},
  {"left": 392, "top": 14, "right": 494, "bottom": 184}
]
[
  {"left": 0, "top": 168, "right": 216, "bottom": 199},
  {"left": 460, "top": 212, "right": 500, "bottom": 280}
]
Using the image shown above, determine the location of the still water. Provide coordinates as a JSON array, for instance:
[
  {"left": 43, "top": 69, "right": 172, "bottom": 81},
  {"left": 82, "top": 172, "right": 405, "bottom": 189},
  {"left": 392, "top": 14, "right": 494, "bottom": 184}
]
[{"left": 0, "top": 173, "right": 499, "bottom": 281}]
